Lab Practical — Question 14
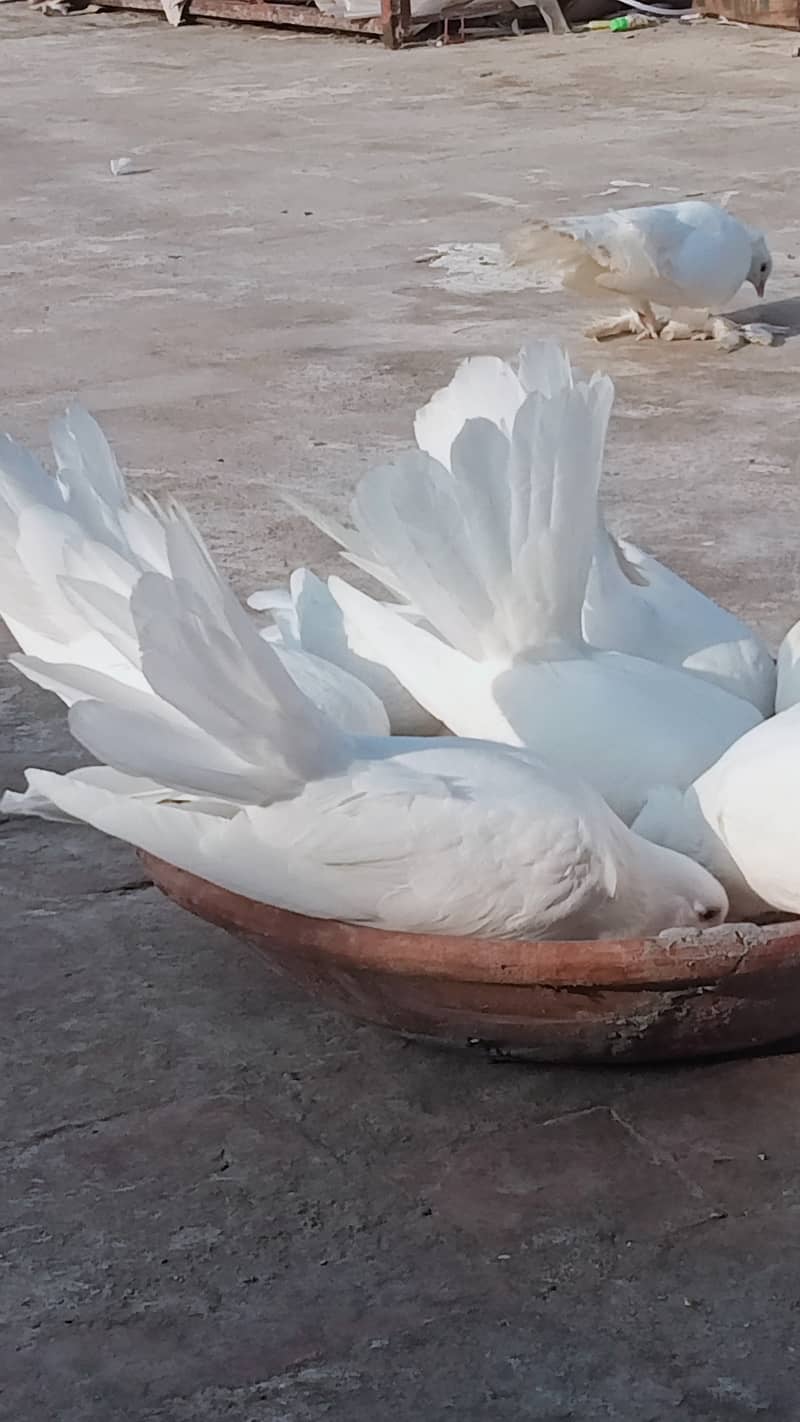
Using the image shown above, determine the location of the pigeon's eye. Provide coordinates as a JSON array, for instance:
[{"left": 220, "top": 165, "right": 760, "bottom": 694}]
[
  {"left": 761, "top": 263, "right": 768, "bottom": 274},
  {"left": 698, "top": 906, "right": 720, "bottom": 923}
]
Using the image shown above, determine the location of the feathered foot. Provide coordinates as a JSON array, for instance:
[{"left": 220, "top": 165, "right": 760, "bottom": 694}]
[
  {"left": 585, "top": 305, "right": 665, "bottom": 343},
  {"left": 707, "top": 317, "right": 748, "bottom": 352},
  {"left": 660, "top": 314, "right": 790, "bottom": 352},
  {"left": 659, "top": 308, "right": 712, "bottom": 343},
  {"left": 585, "top": 312, "right": 641, "bottom": 342}
]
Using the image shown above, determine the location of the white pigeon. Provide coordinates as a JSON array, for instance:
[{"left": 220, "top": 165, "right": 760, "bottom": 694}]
[
  {"left": 775, "top": 618, "right": 800, "bottom": 714},
  {"left": 507, "top": 200, "right": 772, "bottom": 341},
  {"left": 1, "top": 488, "right": 729, "bottom": 940},
  {"left": 633, "top": 702, "right": 800, "bottom": 921},
  {"left": 295, "top": 341, "right": 761, "bottom": 824},
  {"left": 247, "top": 568, "right": 442, "bottom": 737},
  {"left": 0, "top": 406, "right": 389, "bottom": 737},
  {"left": 301, "top": 344, "right": 774, "bottom": 716},
  {"left": 318, "top": 347, "right": 762, "bottom": 825}
]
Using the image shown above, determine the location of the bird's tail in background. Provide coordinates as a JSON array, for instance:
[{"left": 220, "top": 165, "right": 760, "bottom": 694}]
[
  {"left": 504, "top": 221, "right": 602, "bottom": 296},
  {"left": 504, "top": 220, "right": 584, "bottom": 271},
  {"left": 505, "top": 220, "right": 566, "bottom": 266}
]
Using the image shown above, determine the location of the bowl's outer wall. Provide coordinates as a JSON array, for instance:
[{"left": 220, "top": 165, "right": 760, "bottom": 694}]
[{"left": 140, "top": 854, "right": 800, "bottom": 1064}]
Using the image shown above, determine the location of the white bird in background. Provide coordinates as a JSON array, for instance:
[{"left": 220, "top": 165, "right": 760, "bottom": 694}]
[
  {"left": 301, "top": 344, "right": 763, "bottom": 823},
  {"left": 301, "top": 344, "right": 774, "bottom": 716},
  {"left": 0, "top": 407, "right": 389, "bottom": 738},
  {"left": 633, "top": 702, "right": 800, "bottom": 923},
  {"left": 507, "top": 200, "right": 774, "bottom": 346},
  {"left": 0, "top": 452, "right": 729, "bottom": 940}
]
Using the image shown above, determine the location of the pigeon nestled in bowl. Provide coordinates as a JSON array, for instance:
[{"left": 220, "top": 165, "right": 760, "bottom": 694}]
[{"left": 0, "top": 339, "right": 794, "bottom": 949}]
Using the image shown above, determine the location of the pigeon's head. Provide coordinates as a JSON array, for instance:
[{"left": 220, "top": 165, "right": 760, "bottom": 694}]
[
  {"left": 655, "top": 854, "right": 729, "bottom": 934},
  {"left": 747, "top": 232, "right": 772, "bottom": 299},
  {"left": 631, "top": 788, "right": 729, "bottom": 933}
]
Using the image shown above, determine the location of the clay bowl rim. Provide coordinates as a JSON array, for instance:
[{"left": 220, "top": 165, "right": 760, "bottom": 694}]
[{"left": 140, "top": 854, "right": 800, "bottom": 993}]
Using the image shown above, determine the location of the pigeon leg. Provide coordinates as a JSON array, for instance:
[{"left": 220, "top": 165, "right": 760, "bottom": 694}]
[{"left": 633, "top": 301, "right": 664, "bottom": 341}]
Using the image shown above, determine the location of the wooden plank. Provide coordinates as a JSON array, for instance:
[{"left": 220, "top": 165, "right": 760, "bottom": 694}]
[
  {"left": 694, "top": 0, "right": 800, "bottom": 27},
  {"left": 98, "top": 0, "right": 385, "bottom": 32},
  {"left": 97, "top": 0, "right": 560, "bottom": 39}
]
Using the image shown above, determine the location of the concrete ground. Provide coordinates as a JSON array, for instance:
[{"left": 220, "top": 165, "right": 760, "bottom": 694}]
[{"left": 2, "top": 6, "right": 800, "bottom": 1418}]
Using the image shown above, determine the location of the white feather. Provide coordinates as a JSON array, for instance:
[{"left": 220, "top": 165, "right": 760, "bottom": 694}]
[
  {"left": 3, "top": 765, "right": 174, "bottom": 823},
  {"left": 270, "top": 644, "right": 390, "bottom": 736},
  {"left": 249, "top": 567, "right": 442, "bottom": 737},
  {"left": 413, "top": 355, "right": 526, "bottom": 469},
  {"left": 584, "top": 524, "right": 776, "bottom": 715}
]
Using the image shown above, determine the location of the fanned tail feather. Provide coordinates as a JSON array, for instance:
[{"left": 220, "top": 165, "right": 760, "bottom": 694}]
[
  {"left": 50, "top": 404, "right": 127, "bottom": 512},
  {"left": 283, "top": 491, "right": 407, "bottom": 599},
  {"left": 332, "top": 371, "right": 614, "bottom": 660},
  {"left": 0, "top": 405, "right": 168, "bottom": 668},
  {"left": 285, "top": 344, "right": 613, "bottom": 662},
  {"left": 1, "top": 408, "right": 354, "bottom": 803},
  {"left": 413, "top": 356, "right": 526, "bottom": 470},
  {"left": 118, "top": 505, "right": 349, "bottom": 795}
]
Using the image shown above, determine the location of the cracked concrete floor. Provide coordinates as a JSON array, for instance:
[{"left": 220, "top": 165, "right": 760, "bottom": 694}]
[{"left": 3, "top": 6, "right": 800, "bottom": 1419}]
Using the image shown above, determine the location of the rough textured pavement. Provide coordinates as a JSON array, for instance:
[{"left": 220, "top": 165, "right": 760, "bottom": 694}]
[{"left": 3, "top": 7, "right": 800, "bottom": 1418}]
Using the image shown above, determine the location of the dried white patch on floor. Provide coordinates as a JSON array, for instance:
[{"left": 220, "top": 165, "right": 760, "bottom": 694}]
[
  {"left": 464, "top": 193, "right": 525, "bottom": 209},
  {"left": 420, "top": 242, "right": 560, "bottom": 296}
]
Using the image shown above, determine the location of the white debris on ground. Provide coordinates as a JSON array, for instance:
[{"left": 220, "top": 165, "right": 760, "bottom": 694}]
[{"left": 417, "top": 241, "right": 561, "bottom": 297}]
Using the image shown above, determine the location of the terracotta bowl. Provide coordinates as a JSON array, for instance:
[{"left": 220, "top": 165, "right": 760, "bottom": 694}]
[{"left": 141, "top": 853, "right": 800, "bottom": 1064}]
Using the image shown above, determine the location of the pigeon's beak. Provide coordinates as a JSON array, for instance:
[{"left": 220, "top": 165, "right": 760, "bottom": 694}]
[{"left": 754, "top": 277, "right": 767, "bottom": 299}]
